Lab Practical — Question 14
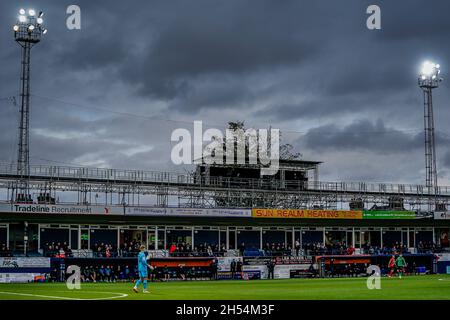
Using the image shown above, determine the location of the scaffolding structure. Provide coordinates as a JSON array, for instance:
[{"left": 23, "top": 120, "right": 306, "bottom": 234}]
[{"left": 0, "top": 163, "right": 448, "bottom": 212}]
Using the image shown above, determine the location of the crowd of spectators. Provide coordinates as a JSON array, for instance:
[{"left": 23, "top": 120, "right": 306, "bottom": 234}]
[
  {"left": 263, "top": 242, "right": 292, "bottom": 256},
  {"left": 302, "top": 242, "right": 328, "bottom": 256},
  {"left": 303, "top": 241, "right": 443, "bottom": 257},
  {"left": 43, "top": 242, "right": 73, "bottom": 258},
  {"left": 93, "top": 243, "right": 117, "bottom": 258},
  {"left": 7, "top": 238, "right": 446, "bottom": 259},
  {"left": 416, "top": 241, "right": 438, "bottom": 253},
  {"left": 301, "top": 242, "right": 357, "bottom": 256},
  {"left": 360, "top": 243, "right": 408, "bottom": 255},
  {"left": 119, "top": 241, "right": 142, "bottom": 257},
  {"left": 301, "top": 241, "right": 442, "bottom": 256},
  {"left": 168, "top": 242, "right": 193, "bottom": 256},
  {"left": 169, "top": 242, "right": 226, "bottom": 257},
  {"left": 194, "top": 243, "right": 226, "bottom": 257}
]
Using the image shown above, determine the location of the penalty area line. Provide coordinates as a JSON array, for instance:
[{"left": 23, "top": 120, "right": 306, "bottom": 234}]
[
  {"left": 0, "top": 291, "right": 83, "bottom": 300},
  {"left": 0, "top": 291, "right": 129, "bottom": 300},
  {"left": 54, "top": 290, "right": 129, "bottom": 300}
]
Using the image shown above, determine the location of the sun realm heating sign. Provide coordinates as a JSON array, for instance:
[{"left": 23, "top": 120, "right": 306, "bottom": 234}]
[
  {"left": 252, "top": 209, "right": 418, "bottom": 220},
  {"left": 252, "top": 208, "right": 363, "bottom": 219}
]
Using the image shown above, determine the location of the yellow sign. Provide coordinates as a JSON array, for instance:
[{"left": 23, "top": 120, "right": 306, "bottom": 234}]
[{"left": 252, "top": 208, "right": 363, "bottom": 219}]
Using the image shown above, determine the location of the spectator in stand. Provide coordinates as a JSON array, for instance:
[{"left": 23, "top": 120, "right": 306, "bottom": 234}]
[
  {"left": 66, "top": 246, "right": 73, "bottom": 257},
  {"left": 0, "top": 243, "right": 11, "bottom": 257},
  {"left": 121, "top": 242, "right": 129, "bottom": 257},
  {"left": 239, "top": 242, "right": 245, "bottom": 256},
  {"left": 169, "top": 243, "right": 177, "bottom": 255},
  {"left": 119, "top": 240, "right": 143, "bottom": 257},
  {"left": 96, "top": 243, "right": 103, "bottom": 257},
  {"left": 55, "top": 248, "right": 66, "bottom": 258},
  {"left": 346, "top": 245, "right": 355, "bottom": 255},
  {"left": 295, "top": 240, "right": 301, "bottom": 256}
]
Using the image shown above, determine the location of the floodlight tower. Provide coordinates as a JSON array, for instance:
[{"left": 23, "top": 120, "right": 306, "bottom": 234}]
[
  {"left": 418, "top": 61, "right": 442, "bottom": 211},
  {"left": 13, "top": 9, "right": 47, "bottom": 199}
]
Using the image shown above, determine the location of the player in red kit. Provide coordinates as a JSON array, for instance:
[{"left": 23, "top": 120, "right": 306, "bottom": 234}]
[{"left": 388, "top": 255, "right": 396, "bottom": 278}]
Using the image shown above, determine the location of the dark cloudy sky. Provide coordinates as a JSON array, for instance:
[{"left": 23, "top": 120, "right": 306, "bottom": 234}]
[{"left": 1, "top": 0, "right": 450, "bottom": 185}]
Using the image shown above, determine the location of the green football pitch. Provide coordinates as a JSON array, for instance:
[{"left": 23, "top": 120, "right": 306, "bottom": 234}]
[{"left": 0, "top": 275, "right": 449, "bottom": 300}]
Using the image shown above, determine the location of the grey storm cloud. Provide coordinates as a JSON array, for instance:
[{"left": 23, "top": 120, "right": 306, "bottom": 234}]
[
  {"left": 1, "top": 0, "right": 450, "bottom": 185},
  {"left": 301, "top": 119, "right": 423, "bottom": 152}
]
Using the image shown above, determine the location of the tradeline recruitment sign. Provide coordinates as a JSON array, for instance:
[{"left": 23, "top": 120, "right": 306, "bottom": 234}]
[{"left": 0, "top": 203, "right": 122, "bottom": 215}]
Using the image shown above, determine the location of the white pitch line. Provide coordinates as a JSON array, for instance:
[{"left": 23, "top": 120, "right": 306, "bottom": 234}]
[
  {"left": 0, "top": 291, "right": 82, "bottom": 300},
  {"left": 54, "top": 291, "right": 129, "bottom": 300},
  {"left": 92, "top": 291, "right": 128, "bottom": 300},
  {"left": 0, "top": 291, "right": 129, "bottom": 300}
]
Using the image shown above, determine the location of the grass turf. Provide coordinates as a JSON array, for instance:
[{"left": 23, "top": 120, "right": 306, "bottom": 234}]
[{"left": 0, "top": 275, "right": 449, "bottom": 300}]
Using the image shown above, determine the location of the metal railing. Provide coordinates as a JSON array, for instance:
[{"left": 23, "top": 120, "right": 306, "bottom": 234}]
[{"left": 0, "top": 163, "right": 449, "bottom": 196}]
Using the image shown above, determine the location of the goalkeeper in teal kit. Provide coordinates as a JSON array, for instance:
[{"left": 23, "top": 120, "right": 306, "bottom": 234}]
[{"left": 133, "top": 245, "right": 153, "bottom": 294}]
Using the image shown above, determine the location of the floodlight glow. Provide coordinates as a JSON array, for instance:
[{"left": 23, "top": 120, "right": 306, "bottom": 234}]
[
  {"left": 37, "top": 17, "right": 43, "bottom": 24},
  {"left": 19, "top": 15, "right": 27, "bottom": 22},
  {"left": 420, "top": 60, "right": 441, "bottom": 80},
  {"left": 19, "top": 9, "right": 26, "bottom": 15},
  {"left": 38, "top": 11, "right": 44, "bottom": 18},
  {"left": 42, "top": 29, "right": 48, "bottom": 34},
  {"left": 28, "top": 9, "right": 36, "bottom": 16},
  {"left": 13, "top": 25, "right": 19, "bottom": 32},
  {"left": 28, "top": 25, "right": 35, "bottom": 31},
  {"left": 421, "top": 61, "right": 434, "bottom": 76}
]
